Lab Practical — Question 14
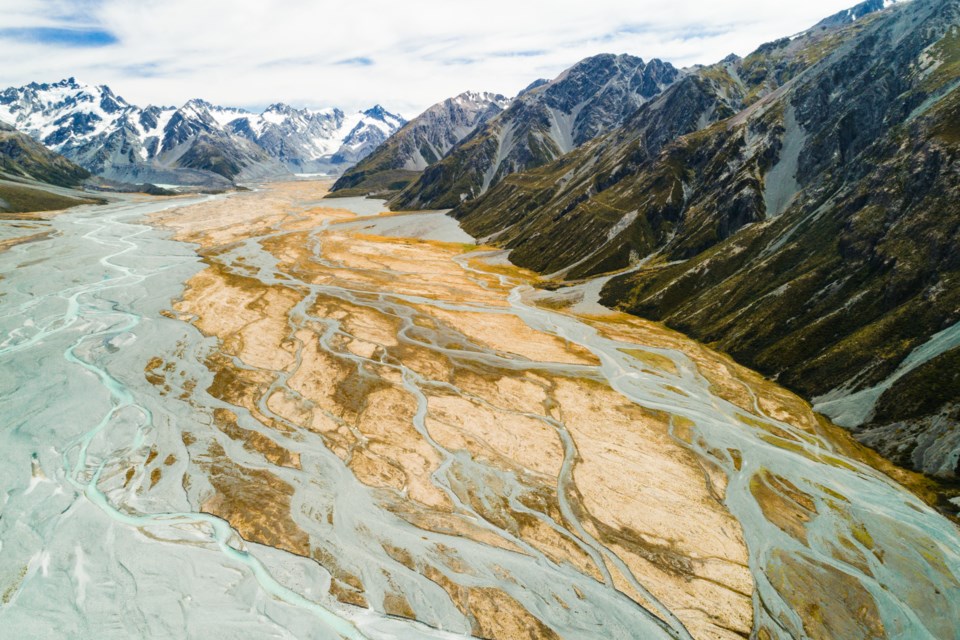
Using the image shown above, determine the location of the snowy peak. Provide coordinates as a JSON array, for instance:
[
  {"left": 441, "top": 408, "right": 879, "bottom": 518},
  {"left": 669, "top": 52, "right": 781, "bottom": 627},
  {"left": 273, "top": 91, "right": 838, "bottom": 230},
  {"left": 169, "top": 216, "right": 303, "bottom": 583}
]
[
  {"left": 333, "top": 106, "right": 405, "bottom": 162},
  {"left": 363, "top": 104, "right": 404, "bottom": 127},
  {"left": 176, "top": 99, "right": 252, "bottom": 129},
  {"left": 263, "top": 102, "right": 301, "bottom": 117},
  {"left": 450, "top": 91, "right": 511, "bottom": 111},
  {"left": 0, "top": 78, "right": 135, "bottom": 150}
]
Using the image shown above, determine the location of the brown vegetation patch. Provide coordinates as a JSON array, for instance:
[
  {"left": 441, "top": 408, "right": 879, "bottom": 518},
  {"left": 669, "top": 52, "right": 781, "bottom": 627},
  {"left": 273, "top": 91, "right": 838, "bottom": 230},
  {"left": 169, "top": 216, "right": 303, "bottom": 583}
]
[
  {"left": 200, "top": 442, "right": 309, "bottom": 557},
  {"left": 749, "top": 469, "right": 817, "bottom": 544},
  {"left": 213, "top": 408, "right": 300, "bottom": 469},
  {"left": 767, "top": 550, "right": 885, "bottom": 640}
]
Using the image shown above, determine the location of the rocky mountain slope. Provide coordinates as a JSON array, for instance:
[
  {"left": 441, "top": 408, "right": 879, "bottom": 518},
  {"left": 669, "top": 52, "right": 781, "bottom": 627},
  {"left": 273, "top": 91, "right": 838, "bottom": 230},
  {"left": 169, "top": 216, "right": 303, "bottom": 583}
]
[
  {"left": 330, "top": 91, "right": 509, "bottom": 197},
  {"left": 449, "top": 0, "right": 960, "bottom": 487},
  {"left": 0, "top": 79, "right": 404, "bottom": 186},
  {"left": 0, "top": 121, "right": 100, "bottom": 213},
  {"left": 389, "top": 54, "right": 679, "bottom": 209}
]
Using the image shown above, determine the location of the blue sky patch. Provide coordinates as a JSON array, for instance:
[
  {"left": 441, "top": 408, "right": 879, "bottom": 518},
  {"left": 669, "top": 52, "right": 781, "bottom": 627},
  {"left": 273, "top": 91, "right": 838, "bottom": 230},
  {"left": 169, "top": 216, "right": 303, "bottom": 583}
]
[
  {"left": 492, "top": 49, "right": 548, "bottom": 58},
  {"left": 336, "top": 57, "right": 375, "bottom": 67},
  {"left": 0, "top": 27, "right": 118, "bottom": 47}
]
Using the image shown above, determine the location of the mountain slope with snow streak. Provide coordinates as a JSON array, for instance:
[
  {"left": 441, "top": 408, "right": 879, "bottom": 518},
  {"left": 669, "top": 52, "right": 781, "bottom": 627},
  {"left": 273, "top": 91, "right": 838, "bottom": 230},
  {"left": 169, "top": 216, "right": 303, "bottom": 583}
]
[{"left": 331, "top": 91, "right": 509, "bottom": 197}]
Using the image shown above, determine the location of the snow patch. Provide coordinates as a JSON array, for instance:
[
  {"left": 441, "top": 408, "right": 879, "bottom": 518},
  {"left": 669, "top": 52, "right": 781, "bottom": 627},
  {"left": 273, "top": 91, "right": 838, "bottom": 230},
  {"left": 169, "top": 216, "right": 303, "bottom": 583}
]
[
  {"left": 481, "top": 122, "right": 517, "bottom": 193},
  {"left": 763, "top": 106, "right": 805, "bottom": 217},
  {"left": 607, "top": 210, "right": 638, "bottom": 241},
  {"left": 815, "top": 319, "right": 960, "bottom": 427}
]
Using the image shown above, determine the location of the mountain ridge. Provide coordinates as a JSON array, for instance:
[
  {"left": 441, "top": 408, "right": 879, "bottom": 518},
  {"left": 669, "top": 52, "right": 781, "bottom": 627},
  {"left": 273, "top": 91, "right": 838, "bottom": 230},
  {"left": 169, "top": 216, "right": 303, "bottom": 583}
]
[
  {"left": 387, "top": 54, "right": 680, "bottom": 210},
  {"left": 0, "top": 78, "right": 405, "bottom": 186},
  {"left": 330, "top": 90, "right": 510, "bottom": 197}
]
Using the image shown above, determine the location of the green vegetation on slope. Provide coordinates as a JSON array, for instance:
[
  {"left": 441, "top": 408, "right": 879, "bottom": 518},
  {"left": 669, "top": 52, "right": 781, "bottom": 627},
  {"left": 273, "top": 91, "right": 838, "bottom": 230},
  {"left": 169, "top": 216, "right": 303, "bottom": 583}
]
[
  {"left": 0, "top": 122, "right": 90, "bottom": 187},
  {"left": 0, "top": 182, "right": 100, "bottom": 214},
  {"left": 0, "top": 121, "right": 102, "bottom": 214},
  {"left": 328, "top": 169, "right": 422, "bottom": 198}
]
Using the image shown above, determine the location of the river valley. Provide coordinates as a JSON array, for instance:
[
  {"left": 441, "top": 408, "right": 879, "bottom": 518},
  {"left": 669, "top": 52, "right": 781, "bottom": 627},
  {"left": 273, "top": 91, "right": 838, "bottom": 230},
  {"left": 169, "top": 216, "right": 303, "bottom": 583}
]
[{"left": 1, "top": 181, "right": 958, "bottom": 639}]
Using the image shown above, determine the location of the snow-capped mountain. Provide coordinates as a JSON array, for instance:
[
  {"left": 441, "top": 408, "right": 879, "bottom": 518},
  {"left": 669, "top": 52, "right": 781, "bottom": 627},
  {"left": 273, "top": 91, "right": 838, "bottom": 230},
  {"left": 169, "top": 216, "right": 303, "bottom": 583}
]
[
  {"left": 0, "top": 78, "right": 405, "bottom": 185},
  {"left": 331, "top": 90, "right": 510, "bottom": 196},
  {"left": 227, "top": 102, "right": 405, "bottom": 173}
]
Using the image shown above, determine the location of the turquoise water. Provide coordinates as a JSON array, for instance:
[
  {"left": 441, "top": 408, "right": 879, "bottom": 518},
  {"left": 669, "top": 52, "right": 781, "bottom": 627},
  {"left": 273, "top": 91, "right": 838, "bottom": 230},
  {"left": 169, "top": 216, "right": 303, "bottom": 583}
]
[
  {"left": 0, "top": 198, "right": 461, "bottom": 639},
  {"left": 1, "top": 195, "right": 958, "bottom": 639}
]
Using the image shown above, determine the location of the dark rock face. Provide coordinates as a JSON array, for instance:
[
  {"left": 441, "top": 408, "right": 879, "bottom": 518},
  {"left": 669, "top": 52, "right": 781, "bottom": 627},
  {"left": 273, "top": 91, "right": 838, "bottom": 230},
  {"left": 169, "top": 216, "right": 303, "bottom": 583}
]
[
  {"left": 546, "top": 56, "right": 679, "bottom": 144},
  {"left": 449, "top": 0, "right": 960, "bottom": 483},
  {"left": 389, "top": 55, "right": 680, "bottom": 210},
  {"left": 816, "top": 0, "right": 897, "bottom": 27},
  {"left": 48, "top": 111, "right": 101, "bottom": 142},
  {"left": 99, "top": 88, "right": 125, "bottom": 114},
  {"left": 139, "top": 107, "right": 160, "bottom": 132}
]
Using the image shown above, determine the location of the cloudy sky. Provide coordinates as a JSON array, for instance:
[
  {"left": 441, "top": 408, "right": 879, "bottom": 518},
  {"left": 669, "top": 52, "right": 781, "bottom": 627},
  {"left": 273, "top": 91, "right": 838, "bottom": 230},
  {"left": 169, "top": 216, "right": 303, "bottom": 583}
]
[{"left": 0, "top": 0, "right": 867, "bottom": 117}]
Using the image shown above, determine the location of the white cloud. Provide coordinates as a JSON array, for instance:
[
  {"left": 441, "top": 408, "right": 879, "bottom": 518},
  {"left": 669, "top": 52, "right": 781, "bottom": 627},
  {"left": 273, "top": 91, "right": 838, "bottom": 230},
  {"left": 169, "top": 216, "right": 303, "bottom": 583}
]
[{"left": 0, "top": 0, "right": 870, "bottom": 117}]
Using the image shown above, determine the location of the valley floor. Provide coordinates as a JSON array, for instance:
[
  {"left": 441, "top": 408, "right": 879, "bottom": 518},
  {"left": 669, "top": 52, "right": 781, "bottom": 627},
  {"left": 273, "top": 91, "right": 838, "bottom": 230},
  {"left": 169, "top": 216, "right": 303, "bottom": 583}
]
[{"left": 1, "top": 181, "right": 958, "bottom": 639}]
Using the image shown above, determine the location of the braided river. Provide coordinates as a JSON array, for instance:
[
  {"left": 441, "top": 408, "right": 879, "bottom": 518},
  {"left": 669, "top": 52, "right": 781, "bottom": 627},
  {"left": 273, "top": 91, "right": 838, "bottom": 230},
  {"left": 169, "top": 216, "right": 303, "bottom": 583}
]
[{"left": 1, "top": 181, "right": 958, "bottom": 639}]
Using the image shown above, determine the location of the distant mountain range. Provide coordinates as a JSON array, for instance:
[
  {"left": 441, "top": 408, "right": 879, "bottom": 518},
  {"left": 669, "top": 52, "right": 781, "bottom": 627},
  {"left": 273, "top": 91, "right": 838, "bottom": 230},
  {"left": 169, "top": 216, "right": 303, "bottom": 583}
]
[{"left": 0, "top": 78, "right": 405, "bottom": 187}]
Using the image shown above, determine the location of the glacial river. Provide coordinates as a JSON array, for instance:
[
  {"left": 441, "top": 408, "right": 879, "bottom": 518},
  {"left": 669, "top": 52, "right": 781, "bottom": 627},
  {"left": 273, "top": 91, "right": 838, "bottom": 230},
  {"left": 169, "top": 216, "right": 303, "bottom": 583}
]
[{"left": 1, "top": 188, "right": 958, "bottom": 639}]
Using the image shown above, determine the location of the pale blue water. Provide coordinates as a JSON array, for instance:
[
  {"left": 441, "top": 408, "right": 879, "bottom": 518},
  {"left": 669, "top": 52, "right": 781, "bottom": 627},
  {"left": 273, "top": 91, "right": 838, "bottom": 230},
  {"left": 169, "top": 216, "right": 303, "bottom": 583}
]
[{"left": 1, "top": 195, "right": 958, "bottom": 640}]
